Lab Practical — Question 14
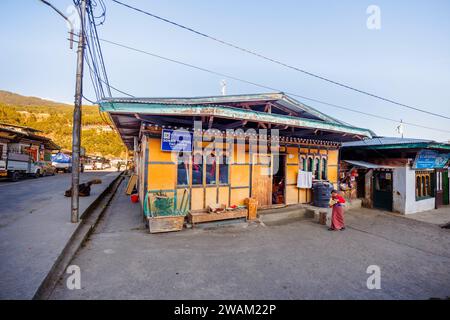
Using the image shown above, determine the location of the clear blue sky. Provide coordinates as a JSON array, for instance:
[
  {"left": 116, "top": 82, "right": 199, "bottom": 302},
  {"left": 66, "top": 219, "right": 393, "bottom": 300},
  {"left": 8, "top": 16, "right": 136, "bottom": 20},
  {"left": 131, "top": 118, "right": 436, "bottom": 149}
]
[{"left": 1, "top": 0, "right": 449, "bottom": 141}]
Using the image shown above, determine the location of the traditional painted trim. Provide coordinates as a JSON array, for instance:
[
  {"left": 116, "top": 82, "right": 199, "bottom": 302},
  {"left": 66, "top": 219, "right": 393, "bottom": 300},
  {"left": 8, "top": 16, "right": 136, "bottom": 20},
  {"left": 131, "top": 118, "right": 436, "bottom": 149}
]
[{"left": 100, "top": 102, "right": 372, "bottom": 138}]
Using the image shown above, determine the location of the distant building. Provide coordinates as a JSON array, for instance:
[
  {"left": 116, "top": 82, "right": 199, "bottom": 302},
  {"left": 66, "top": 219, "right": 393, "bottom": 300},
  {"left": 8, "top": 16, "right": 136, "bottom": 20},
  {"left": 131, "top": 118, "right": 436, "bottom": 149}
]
[
  {"left": 0, "top": 122, "right": 60, "bottom": 179},
  {"left": 0, "top": 122, "right": 60, "bottom": 162},
  {"left": 340, "top": 137, "right": 450, "bottom": 214}
]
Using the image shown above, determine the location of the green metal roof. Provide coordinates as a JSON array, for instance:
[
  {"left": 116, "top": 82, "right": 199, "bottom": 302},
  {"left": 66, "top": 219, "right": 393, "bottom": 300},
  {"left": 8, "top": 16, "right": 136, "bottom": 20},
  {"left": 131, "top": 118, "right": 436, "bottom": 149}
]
[
  {"left": 98, "top": 92, "right": 374, "bottom": 149},
  {"left": 99, "top": 101, "right": 373, "bottom": 138},
  {"left": 343, "top": 137, "right": 450, "bottom": 151}
]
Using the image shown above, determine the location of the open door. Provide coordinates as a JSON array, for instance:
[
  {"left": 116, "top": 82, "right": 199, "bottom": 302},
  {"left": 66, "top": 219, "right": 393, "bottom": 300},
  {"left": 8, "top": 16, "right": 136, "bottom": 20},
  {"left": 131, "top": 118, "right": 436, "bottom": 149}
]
[
  {"left": 272, "top": 154, "right": 286, "bottom": 205},
  {"left": 251, "top": 154, "right": 272, "bottom": 208},
  {"left": 373, "top": 170, "right": 393, "bottom": 211}
]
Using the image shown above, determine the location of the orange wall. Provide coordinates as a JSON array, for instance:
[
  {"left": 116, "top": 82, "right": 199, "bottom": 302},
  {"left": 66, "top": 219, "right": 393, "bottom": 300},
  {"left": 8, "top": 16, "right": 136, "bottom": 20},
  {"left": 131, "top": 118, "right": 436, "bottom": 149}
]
[{"left": 143, "top": 136, "right": 339, "bottom": 210}]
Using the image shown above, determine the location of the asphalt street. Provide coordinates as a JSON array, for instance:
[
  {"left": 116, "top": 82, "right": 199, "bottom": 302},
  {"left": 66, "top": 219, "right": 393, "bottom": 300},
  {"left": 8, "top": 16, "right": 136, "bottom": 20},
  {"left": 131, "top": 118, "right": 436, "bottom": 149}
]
[
  {"left": 0, "top": 170, "right": 120, "bottom": 299},
  {"left": 50, "top": 178, "right": 450, "bottom": 300},
  {"left": 0, "top": 171, "right": 114, "bottom": 229}
]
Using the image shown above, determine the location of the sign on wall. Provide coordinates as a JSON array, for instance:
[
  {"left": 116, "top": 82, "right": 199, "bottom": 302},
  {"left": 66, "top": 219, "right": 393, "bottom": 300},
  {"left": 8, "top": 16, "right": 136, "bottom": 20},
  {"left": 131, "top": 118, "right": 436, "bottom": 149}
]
[
  {"left": 161, "top": 129, "right": 193, "bottom": 152},
  {"left": 413, "top": 149, "right": 450, "bottom": 169}
]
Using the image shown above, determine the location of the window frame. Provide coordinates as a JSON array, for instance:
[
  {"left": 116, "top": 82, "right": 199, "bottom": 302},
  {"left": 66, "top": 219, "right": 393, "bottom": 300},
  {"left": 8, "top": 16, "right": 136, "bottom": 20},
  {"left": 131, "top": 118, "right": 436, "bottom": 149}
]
[{"left": 415, "top": 170, "right": 434, "bottom": 201}]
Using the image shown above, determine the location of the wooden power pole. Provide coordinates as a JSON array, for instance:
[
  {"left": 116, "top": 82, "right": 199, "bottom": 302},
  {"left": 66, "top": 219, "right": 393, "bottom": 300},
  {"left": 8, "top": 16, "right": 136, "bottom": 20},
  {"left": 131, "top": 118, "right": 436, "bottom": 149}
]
[{"left": 71, "top": 0, "right": 87, "bottom": 223}]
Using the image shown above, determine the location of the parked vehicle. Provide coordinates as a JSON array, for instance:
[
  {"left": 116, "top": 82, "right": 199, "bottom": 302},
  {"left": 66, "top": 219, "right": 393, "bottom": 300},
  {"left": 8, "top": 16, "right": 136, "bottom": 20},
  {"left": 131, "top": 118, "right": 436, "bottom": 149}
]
[
  {"left": 51, "top": 152, "right": 72, "bottom": 173},
  {"left": 35, "top": 161, "right": 57, "bottom": 176},
  {"left": 0, "top": 142, "right": 43, "bottom": 181},
  {"left": 84, "top": 162, "right": 94, "bottom": 170},
  {"left": 93, "top": 161, "right": 105, "bottom": 170}
]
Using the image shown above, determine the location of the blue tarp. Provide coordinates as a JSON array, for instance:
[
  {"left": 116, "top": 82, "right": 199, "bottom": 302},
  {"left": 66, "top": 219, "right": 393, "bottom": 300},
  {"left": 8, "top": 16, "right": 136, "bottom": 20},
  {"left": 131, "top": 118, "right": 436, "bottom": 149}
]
[{"left": 51, "top": 152, "right": 72, "bottom": 163}]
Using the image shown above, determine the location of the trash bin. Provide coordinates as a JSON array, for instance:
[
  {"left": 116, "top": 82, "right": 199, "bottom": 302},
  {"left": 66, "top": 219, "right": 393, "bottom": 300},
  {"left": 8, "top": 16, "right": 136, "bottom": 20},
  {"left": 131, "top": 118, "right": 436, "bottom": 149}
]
[{"left": 313, "top": 182, "right": 333, "bottom": 208}]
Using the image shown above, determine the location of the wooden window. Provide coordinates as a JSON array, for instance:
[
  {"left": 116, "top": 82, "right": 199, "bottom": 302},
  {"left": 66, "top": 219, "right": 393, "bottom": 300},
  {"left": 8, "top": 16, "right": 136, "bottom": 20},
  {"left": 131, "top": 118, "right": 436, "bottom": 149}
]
[
  {"left": 314, "top": 157, "right": 321, "bottom": 180},
  {"left": 307, "top": 157, "right": 313, "bottom": 172},
  {"left": 300, "top": 156, "right": 307, "bottom": 171},
  {"left": 321, "top": 157, "right": 327, "bottom": 180},
  {"left": 416, "top": 175, "right": 421, "bottom": 197},
  {"left": 192, "top": 153, "right": 203, "bottom": 185},
  {"left": 219, "top": 156, "right": 229, "bottom": 184},
  {"left": 205, "top": 153, "right": 216, "bottom": 185},
  {"left": 416, "top": 171, "right": 433, "bottom": 200}
]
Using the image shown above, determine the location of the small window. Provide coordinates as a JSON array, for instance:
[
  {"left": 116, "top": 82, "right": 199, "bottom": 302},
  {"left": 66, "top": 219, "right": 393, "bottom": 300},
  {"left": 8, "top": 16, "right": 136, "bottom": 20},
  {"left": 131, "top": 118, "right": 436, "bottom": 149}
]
[
  {"left": 321, "top": 158, "right": 327, "bottom": 180},
  {"left": 416, "top": 176, "right": 421, "bottom": 197},
  {"left": 416, "top": 171, "right": 433, "bottom": 200},
  {"left": 301, "top": 157, "right": 307, "bottom": 171},
  {"left": 219, "top": 155, "right": 229, "bottom": 184},
  {"left": 307, "top": 157, "right": 313, "bottom": 172},
  {"left": 192, "top": 153, "right": 203, "bottom": 185},
  {"left": 176, "top": 154, "right": 189, "bottom": 186},
  {"left": 205, "top": 154, "right": 216, "bottom": 185},
  {"left": 314, "top": 158, "right": 320, "bottom": 180}
]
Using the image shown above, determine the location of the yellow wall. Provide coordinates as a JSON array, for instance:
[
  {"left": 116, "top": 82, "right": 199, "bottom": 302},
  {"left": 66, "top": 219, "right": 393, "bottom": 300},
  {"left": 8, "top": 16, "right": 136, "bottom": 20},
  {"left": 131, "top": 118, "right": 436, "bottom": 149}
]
[{"left": 144, "top": 136, "right": 339, "bottom": 211}]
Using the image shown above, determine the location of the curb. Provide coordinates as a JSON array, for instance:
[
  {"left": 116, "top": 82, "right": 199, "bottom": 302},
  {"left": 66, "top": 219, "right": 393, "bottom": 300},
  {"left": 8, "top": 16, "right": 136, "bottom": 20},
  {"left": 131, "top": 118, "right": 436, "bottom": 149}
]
[{"left": 33, "top": 172, "right": 125, "bottom": 300}]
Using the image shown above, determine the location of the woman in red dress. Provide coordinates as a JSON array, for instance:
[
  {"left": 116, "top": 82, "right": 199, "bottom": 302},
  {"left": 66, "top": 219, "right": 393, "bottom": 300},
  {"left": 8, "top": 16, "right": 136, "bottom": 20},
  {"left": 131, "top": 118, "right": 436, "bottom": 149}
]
[{"left": 329, "top": 190, "right": 346, "bottom": 231}]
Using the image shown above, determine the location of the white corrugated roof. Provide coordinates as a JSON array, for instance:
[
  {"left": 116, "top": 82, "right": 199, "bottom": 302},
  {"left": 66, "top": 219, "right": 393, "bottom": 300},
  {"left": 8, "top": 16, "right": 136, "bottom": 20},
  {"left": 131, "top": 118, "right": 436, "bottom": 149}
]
[{"left": 344, "top": 160, "right": 396, "bottom": 169}]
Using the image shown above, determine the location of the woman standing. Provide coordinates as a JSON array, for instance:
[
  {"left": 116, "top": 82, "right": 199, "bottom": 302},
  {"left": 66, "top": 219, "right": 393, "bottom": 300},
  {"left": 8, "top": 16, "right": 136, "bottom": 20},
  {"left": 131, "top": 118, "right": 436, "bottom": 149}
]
[{"left": 329, "top": 189, "right": 346, "bottom": 231}]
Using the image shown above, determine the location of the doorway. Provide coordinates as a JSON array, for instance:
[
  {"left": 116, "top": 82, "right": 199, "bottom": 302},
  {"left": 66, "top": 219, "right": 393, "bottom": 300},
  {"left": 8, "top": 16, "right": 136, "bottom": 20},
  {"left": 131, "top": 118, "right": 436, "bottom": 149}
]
[
  {"left": 435, "top": 169, "right": 445, "bottom": 208},
  {"left": 443, "top": 170, "right": 449, "bottom": 206},
  {"left": 251, "top": 154, "right": 272, "bottom": 208},
  {"left": 272, "top": 154, "right": 286, "bottom": 205},
  {"left": 373, "top": 170, "right": 393, "bottom": 211}
]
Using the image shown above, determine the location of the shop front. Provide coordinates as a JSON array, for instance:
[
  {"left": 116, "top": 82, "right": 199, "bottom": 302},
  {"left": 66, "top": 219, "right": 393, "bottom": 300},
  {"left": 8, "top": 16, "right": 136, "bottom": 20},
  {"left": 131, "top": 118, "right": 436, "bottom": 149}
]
[
  {"left": 100, "top": 93, "right": 372, "bottom": 227},
  {"left": 341, "top": 137, "right": 450, "bottom": 214}
]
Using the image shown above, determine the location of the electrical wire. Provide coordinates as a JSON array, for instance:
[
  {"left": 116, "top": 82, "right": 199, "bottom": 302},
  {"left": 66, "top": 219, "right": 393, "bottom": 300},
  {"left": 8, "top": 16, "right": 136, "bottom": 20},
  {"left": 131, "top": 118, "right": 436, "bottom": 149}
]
[
  {"left": 111, "top": 0, "right": 450, "bottom": 121},
  {"left": 97, "top": 37, "right": 450, "bottom": 134}
]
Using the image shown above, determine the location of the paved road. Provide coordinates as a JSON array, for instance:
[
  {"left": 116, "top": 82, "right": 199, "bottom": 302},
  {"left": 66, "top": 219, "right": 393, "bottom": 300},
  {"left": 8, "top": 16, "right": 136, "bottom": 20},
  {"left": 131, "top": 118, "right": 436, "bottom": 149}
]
[
  {"left": 0, "top": 171, "right": 120, "bottom": 299},
  {"left": 0, "top": 172, "right": 114, "bottom": 228},
  {"left": 50, "top": 179, "right": 450, "bottom": 300}
]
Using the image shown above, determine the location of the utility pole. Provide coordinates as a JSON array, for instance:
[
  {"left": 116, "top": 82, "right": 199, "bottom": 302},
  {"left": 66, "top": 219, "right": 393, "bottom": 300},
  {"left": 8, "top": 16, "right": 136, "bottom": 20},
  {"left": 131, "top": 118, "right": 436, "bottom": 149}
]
[{"left": 71, "top": 0, "right": 87, "bottom": 223}]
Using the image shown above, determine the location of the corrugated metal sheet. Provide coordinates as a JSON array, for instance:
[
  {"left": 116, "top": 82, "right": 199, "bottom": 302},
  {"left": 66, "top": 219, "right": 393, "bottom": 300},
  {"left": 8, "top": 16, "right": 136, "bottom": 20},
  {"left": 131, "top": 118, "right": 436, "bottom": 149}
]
[
  {"left": 344, "top": 160, "right": 395, "bottom": 169},
  {"left": 342, "top": 137, "right": 434, "bottom": 148},
  {"left": 99, "top": 92, "right": 347, "bottom": 126}
]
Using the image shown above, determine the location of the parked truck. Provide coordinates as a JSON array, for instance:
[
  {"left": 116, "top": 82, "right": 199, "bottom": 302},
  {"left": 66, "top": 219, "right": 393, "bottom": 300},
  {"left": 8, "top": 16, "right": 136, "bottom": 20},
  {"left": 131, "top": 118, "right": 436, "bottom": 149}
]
[
  {"left": 51, "top": 152, "right": 72, "bottom": 173},
  {"left": 0, "top": 142, "right": 42, "bottom": 181}
]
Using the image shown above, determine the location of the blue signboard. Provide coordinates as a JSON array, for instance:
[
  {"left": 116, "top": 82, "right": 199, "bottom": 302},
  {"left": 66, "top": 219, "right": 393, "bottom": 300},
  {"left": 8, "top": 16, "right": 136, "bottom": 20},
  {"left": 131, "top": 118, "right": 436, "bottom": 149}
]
[
  {"left": 161, "top": 129, "right": 193, "bottom": 152},
  {"left": 413, "top": 149, "right": 449, "bottom": 169}
]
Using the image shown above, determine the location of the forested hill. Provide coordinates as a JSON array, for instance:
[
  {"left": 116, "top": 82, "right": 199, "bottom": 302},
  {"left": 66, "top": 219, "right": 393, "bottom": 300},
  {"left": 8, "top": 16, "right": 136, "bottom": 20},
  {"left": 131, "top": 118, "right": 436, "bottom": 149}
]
[{"left": 0, "top": 90, "right": 126, "bottom": 157}]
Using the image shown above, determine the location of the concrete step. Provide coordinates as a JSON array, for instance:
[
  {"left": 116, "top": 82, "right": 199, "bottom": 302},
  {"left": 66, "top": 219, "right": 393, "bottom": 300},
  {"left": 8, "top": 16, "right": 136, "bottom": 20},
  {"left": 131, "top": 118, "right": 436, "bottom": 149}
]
[
  {"left": 259, "top": 205, "right": 314, "bottom": 225},
  {"left": 257, "top": 199, "right": 362, "bottom": 226}
]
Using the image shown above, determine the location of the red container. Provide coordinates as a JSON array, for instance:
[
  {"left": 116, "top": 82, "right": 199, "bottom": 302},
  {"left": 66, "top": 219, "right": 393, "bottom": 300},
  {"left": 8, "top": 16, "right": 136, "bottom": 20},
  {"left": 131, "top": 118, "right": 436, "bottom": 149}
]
[{"left": 130, "top": 194, "right": 139, "bottom": 203}]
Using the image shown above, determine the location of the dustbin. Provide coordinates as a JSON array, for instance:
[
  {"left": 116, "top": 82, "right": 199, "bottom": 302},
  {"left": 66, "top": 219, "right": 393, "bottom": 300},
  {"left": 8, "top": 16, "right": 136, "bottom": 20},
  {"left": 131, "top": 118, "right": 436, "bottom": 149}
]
[{"left": 313, "top": 182, "right": 333, "bottom": 208}]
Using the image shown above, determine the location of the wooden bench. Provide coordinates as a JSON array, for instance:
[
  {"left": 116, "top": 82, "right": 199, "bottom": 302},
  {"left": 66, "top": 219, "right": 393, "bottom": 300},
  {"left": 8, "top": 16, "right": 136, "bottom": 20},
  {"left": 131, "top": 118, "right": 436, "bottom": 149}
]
[{"left": 188, "top": 209, "right": 248, "bottom": 227}]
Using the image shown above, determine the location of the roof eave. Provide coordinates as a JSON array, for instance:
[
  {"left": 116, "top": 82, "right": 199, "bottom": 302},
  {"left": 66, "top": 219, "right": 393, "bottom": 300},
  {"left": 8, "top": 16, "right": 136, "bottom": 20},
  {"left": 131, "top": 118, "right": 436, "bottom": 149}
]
[{"left": 100, "top": 101, "right": 373, "bottom": 139}]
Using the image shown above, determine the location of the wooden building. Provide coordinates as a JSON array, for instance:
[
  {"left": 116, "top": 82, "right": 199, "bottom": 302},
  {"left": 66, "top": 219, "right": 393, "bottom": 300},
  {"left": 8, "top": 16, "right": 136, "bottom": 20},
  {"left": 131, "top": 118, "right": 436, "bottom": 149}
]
[
  {"left": 100, "top": 93, "right": 372, "bottom": 213},
  {"left": 341, "top": 137, "right": 450, "bottom": 214}
]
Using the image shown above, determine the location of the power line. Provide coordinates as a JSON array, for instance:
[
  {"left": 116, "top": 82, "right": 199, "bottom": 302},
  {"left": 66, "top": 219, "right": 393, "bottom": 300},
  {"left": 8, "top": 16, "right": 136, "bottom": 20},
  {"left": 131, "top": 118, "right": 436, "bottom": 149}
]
[
  {"left": 111, "top": 0, "right": 450, "bottom": 121},
  {"left": 87, "top": 3, "right": 111, "bottom": 97},
  {"left": 98, "top": 37, "right": 450, "bottom": 134}
]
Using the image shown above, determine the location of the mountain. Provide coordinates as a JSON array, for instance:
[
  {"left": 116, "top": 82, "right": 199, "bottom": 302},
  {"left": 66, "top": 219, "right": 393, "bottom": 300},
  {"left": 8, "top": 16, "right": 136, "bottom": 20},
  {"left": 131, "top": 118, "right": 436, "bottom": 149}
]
[
  {"left": 0, "top": 90, "right": 126, "bottom": 158},
  {"left": 0, "top": 90, "right": 69, "bottom": 107}
]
